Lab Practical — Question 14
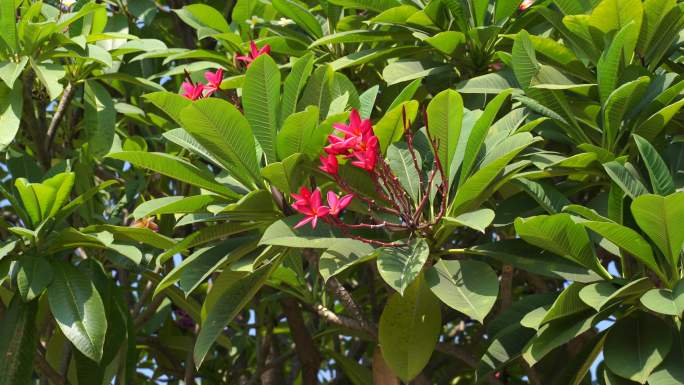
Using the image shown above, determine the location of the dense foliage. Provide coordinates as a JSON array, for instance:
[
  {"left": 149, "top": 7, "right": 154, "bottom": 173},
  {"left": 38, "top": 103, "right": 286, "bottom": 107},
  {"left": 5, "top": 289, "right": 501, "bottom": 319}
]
[{"left": 1, "top": 0, "right": 684, "bottom": 384}]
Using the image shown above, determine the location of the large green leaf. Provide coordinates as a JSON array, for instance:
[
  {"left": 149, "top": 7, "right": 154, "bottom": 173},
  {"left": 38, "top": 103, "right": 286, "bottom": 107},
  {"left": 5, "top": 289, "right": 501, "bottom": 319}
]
[
  {"left": 276, "top": 106, "right": 322, "bottom": 160},
  {"left": 180, "top": 98, "right": 263, "bottom": 189},
  {"left": 633, "top": 134, "right": 675, "bottom": 195},
  {"left": 319, "top": 239, "right": 376, "bottom": 282},
  {"left": 0, "top": 0, "right": 17, "bottom": 53},
  {"left": 107, "top": 151, "right": 239, "bottom": 198},
  {"left": 260, "top": 216, "right": 340, "bottom": 248},
  {"left": 194, "top": 259, "right": 277, "bottom": 367},
  {"left": 468, "top": 239, "right": 602, "bottom": 283},
  {"left": 579, "top": 278, "right": 652, "bottom": 312},
  {"left": 379, "top": 276, "right": 441, "bottom": 382},
  {"left": 604, "top": 161, "right": 649, "bottom": 199},
  {"left": 604, "top": 312, "right": 671, "bottom": 383},
  {"left": 242, "top": 55, "right": 281, "bottom": 163},
  {"left": 515, "top": 214, "right": 611, "bottom": 278},
  {"left": 377, "top": 238, "right": 429, "bottom": 295},
  {"left": 425, "top": 259, "right": 498, "bottom": 322},
  {"left": 426, "top": 89, "right": 462, "bottom": 186},
  {"left": 144, "top": 91, "right": 192, "bottom": 126},
  {"left": 640, "top": 279, "right": 684, "bottom": 316},
  {"left": 386, "top": 142, "right": 422, "bottom": 203},
  {"left": 631, "top": 193, "right": 684, "bottom": 269},
  {"left": 132, "top": 195, "right": 223, "bottom": 219},
  {"left": 374, "top": 101, "right": 418, "bottom": 154},
  {"left": 174, "top": 4, "right": 230, "bottom": 33},
  {"left": 596, "top": 22, "right": 634, "bottom": 104},
  {"left": 602, "top": 77, "right": 649, "bottom": 150},
  {"left": 581, "top": 221, "right": 663, "bottom": 279},
  {"left": 48, "top": 261, "right": 107, "bottom": 363},
  {"left": 0, "top": 298, "right": 36, "bottom": 385},
  {"left": 459, "top": 90, "right": 512, "bottom": 185},
  {"left": 280, "top": 54, "right": 314, "bottom": 125},
  {"left": 84, "top": 80, "right": 116, "bottom": 158},
  {"left": 589, "top": 0, "right": 642, "bottom": 59},
  {"left": 512, "top": 30, "right": 540, "bottom": 89},
  {"left": 0, "top": 82, "right": 22, "bottom": 151},
  {"left": 272, "top": 0, "right": 322, "bottom": 38},
  {"left": 16, "top": 255, "right": 53, "bottom": 302}
]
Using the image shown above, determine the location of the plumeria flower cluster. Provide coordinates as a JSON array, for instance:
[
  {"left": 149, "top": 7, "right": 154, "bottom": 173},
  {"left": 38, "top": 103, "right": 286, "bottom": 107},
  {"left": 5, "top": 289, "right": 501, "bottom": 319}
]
[
  {"left": 236, "top": 41, "right": 271, "bottom": 68},
  {"left": 290, "top": 108, "right": 448, "bottom": 247},
  {"left": 181, "top": 68, "right": 224, "bottom": 101}
]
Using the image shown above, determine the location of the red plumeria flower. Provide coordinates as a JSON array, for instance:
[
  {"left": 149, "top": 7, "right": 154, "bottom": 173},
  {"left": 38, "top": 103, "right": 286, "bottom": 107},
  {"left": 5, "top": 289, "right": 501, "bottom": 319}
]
[
  {"left": 518, "top": 0, "right": 534, "bottom": 11},
  {"left": 332, "top": 109, "right": 373, "bottom": 139},
  {"left": 319, "top": 153, "right": 339, "bottom": 175},
  {"left": 236, "top": 41, "right": 271, "bottom": 68},
  {"left": 181, "top": 82, "right": 205, "bottom": 100},
  {"left": 350, "top": 135, "right": 379, "bottom": 171},
  {"left": 327, "top": 191, "right": 353, "bottom": 217},
  {"left": 203, "top": 68, "right": 224, "bottom": 96},
  {"left": 290, "top": 187, "right": 330, "bottom": 229}
]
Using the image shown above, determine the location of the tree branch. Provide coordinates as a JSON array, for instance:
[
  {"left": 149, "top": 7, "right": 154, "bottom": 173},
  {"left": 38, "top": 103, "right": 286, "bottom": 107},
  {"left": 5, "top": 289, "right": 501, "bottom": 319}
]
[
  {"left": 280, "top": 298, "right": 321, "bottom": 385},
  {"left": 46, "top": 82, "right": 75, "bottom": 156},
  {"left": 35, "top": 350, "right": 71, "bottom": 385}
]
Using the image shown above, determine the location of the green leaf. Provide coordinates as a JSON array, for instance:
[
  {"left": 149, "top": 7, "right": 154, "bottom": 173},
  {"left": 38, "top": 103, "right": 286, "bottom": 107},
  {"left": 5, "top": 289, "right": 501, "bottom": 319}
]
[
  {"left": 579, "top": 278, "right": 652, "bottom": 312},
  {"left": 174, "top": 4, "right": 230, "bottom": 33},
  {"left": 132, "top": 195, "right": 223, "bottom": 220},
  {"left": 0, "top": 81, "right": 22, "bottom": 151},
  {"left": 273, "top": 0, "right": 322, "bottom": 38},
  {"left": 459, "top": 89, "right": 513, "bottom": 185},
  {"left": 17, "top": 255, "right": 53, "bottom": 302},
  {"left": 468, "top": 239, "right": 602, "bottom": 283},
  {"left": 280, "top": 54, "right": 314, "bottom": 125},
  {"left": 424, "top": 31, "right": 465, "bottom": 56},
  {"left": 144, "top": 91, "right": 192, "bottom": 126},
  {"left": 374, "top": 101, "right": 418, "bottom": 154},
  {"left": 426, "top": 259, "right": 498, "bottom": 322},
  {"left": 259, "top": 216, "right": 340, "bottom": 248},
  {"left": 319, "top": 239, "right": 376, "bottom": 282},
  {"left": 589, "top": 0, "right": 643, "bottom": 59},
  {"left": 154, "top": 236, "right": 260, "bottom": 298},
  {"left": 582, "top": 220, "right": 664, "bottom": 279},
  {"left": 377, "top": 238, "right": 430, "bottom": 295},
  {"left": 631, "top": 193, "right": 684, "bottom": 269},
  {"left": 328, "top": 350, "right": 373, "bottom": 385},
  {"left": 48, "top": 261, "right": 107, "bottom": 363},
  {"left": 379, "top": 276, "right": 441, "bottom": 382},
  {"left": 358, "top": 85, "right": 379, "bottom": 119},
  {"left": 512, "top": 30, "right": 540, "bottom": 89},
  {"left": 84, "top": 80, "right": 116, "bottom": 158},
  {"left": 179, "top": 98, "right": 263, "bottom": 189},
  {"left": 107, "top": 151, "right": 239, "bottom": 198},
  {"left": 602, "top": 77, "right": 649, "bottom": 150},
  {"left": 515, "top": 214, "right": 611, "bottom": 279},
  {"left": 386, "top": 142, "right": 422, "bottom": 203},
  {"left": 633, "top": 134, "right": 675, "bottom": 195},
  {"left": 426, "top": 89, "right": 462, "bottom": 185},
  {"left": 33, "top": 62, "right": 65, "bottom": 101},
  {"left": 194, "top": 259, "right": 277, "bottom": 367},
  {"left": 604, "top": 161, "right": 649, "bottom": 199},
  {"left": 635, "top": 98, "right": 684, "bottom": 141},
  {"left": 596, "top": 22, "right": 635, "bottom": 104},
  {"left": 442, "top": 208, "right": 495, "bottom": 233},
  {"left": 310, "top": 30, "right": 410, "bottom": 48},
  {"left": 604, "top": 312, "right": 671, "bottom": 383},
  {"left": 327, "top": 0, "right": 401, "bottom": 12},
  {"left": 276, "top": 106, "right": 322, "bottom": 160},
  {"left": 540, "top": 282, "right": 589, "bottom": 325},
  {"left": 242, "top": 55, "right": 281, "bottom": 163},
  {"left": 640, "top": 279, "right": 684, "bottom": 316},
  {"left": 0, "top": 298, "right": 36, "bottom": 385},
  {"left": 298, "top": 65, "right": 333, "bottom": 117},
  {"left": 523, "top": 310, "right": 604, "bottom": 365},
  {"left": 261, "top": 153, "right": 307, "bottom": 196},
  {"left": 512, "top": 178, "right": 571, "bottom": 214},
  {"left": 0, "top": 0, "right": 17, "bottom": 53}
]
